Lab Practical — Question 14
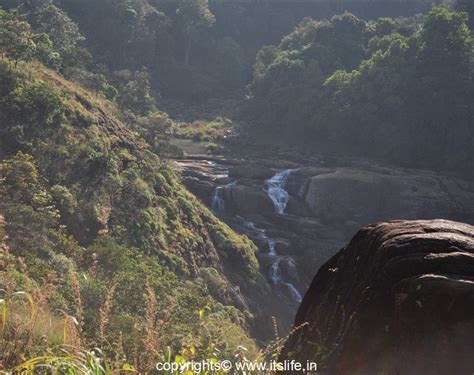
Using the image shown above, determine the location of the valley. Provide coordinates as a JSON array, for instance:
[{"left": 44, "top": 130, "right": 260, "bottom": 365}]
[{"left": 1, "top": 0, "right": 473, "bottom": 372}]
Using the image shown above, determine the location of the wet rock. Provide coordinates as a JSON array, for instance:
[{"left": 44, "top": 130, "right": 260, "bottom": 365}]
[
  {"left": 286, "top": 197, "right": 313, "bottom": 217},
  {"left": 281, "top": 219, "right": 474, "bottom": 375},
  {"left": 273, "top": 215, "right": 328, "bottom": 238},
  {"left": 274, "top": 239, "right": 292, "bottom": 256}
]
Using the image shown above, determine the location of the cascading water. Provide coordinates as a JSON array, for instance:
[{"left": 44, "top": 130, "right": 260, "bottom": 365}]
[
  {"left": 244, "top": 221, "right": 302, "bottom": 303},
  {"left": 210, "top": 164, "right": 303, "bottom": 302},
  {"left": 210, "top": 165, "right": 235, "bottom": 212},
  {"left": 211, "top": 181, "right": 236, "bottom": 211},
  {"left": 211, "top": 186, "right": 225, "bottom": 211},
  {"left": 283, "top": 281, "right": 303, "bottom": 302},
  {"left": 265, "top": 168, "right": 298, "bottom": 214}
]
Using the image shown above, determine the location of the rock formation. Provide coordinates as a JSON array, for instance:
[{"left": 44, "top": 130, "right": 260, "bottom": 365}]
[
  {"left": 281, "top": 219, "right": 474, "bottom": 375},
  {"left": 295, "top": 168, "right": 474, "bottom": 226}
]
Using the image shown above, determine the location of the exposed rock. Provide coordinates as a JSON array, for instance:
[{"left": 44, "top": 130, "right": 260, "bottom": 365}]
[
  {"left": 181, "top": 177, "right": 216, "bottom": 202},
  {"left": 281, "top": 220, "right": 474, "bottom": 375},
  {"left": 285, "top": 197, "right": 313, "bottom": 217},
  {"left": 274, "top": 239, "right": 292, "bottom": 256},
  {"left": 303, "top": 168, "right": 474, "bottom": 225},
  {"left": 273, "top": 215, "right": 328, "bottom": 238},
  {"left": 229, "top": 163, "right": 275, "bottom": 180},
  {"left": 279, "top": 257, "right": 299, "bottom": 283},
  {"left": 220, "top": 185, "right": 275, "bottom": 215}
]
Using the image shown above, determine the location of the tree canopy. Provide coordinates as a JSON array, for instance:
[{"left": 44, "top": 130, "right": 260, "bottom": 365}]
[{"left": 247, "top": 7, "right": 474, "bottom": 176}]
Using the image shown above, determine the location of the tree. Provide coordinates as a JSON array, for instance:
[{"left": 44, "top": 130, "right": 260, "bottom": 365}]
[
  {"left": 418, "top": 7, "right": 472, "bottom": 80},
  {"left": 175, "top": 0, "right": 215, "bottom": 65},
  {"left": 32, "top": 32, "right": 60, "bottom": 68},
  {"left": 33, "top": 3, "right": 89, "bottom": 68},
  {"left": 0, "top": 9, "right": 36, "bottom": 65},
  {"left": 117, "top": 70, "right": 156, "bottom": 116}
]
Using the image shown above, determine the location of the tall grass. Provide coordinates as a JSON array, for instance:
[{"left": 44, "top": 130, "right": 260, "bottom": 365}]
[
  {"left": 0, "top": 272, "right": 136, "bottom": 373},
  {"left": 1, "top": 274, "right": 309, "bottom": 374}
]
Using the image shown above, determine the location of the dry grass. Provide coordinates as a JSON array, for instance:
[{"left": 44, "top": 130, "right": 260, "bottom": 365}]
[{"left": 99, "top": 284, "right": 116, "bottom": 346}]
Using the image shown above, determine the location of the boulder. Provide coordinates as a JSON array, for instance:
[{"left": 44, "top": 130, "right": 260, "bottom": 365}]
[
  {"left": 274, "top": 239, "right": 292, "bottom": 256},
  {"left": 281, "top": 220, "right": 474, "bottom": 375},
  {"left": 285, "top": 197, "right": 313, "bottom": 217}
]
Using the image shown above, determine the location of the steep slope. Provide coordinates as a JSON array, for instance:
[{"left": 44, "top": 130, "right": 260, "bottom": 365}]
[
  {"left": 0, "top": 59, "right": 270, "bottom": 368},
  {"left": 281, "top": 219, "right": 474, "bottom": 375}
]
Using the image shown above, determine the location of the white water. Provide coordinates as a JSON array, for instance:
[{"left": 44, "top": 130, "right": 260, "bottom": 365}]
[
  {"left": 244, "top": 221, "right": 302, "bottom": 303},
  {"left": 211, "top": 186, "right": 225, "bottom": 211},
  {"left": 265, "top": 168, "right": 298, "bottom": 214},
  {"left": 210, "top": 166, "right": 235, "bottom": 212},
  {"left": 210, "top": 164, "right": 303, "bottom": 303},
  {"left": 283, "top": 281, "right": 303, "bottom": 302}
]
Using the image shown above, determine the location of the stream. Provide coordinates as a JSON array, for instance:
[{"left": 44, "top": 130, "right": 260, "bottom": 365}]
[
  {"left": 211, "top": 165, "right": 303, "bottom": 303},
  {"left": 173, "top": 152, "right": 474, "bottom": 330}
]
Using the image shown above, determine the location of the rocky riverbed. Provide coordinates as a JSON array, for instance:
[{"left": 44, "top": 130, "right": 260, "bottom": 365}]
[{"left": 172, "top": 154, "right": 474, "bottom": 327}]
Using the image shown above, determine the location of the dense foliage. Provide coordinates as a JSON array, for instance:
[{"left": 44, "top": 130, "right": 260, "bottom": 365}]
[
  {"left": 0, "top": 5, "right": 273, "bottom": 369},
  {"left": 0, "top": 0, "right": 432, "bottom": 104},
  {"left": 248, "top": 7, "right": 474, "bottom": 177}
]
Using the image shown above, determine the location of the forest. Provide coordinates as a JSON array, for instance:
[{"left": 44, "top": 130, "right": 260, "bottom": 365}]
[{"left": 0, "top": 0, "right": 473, "bottom": 373}]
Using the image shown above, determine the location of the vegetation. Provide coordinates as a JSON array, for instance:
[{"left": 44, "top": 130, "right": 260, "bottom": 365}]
[
  {"left": 248, "top": 7, "right": 474, "bottom": 177},
  {"left": 0, "top": 0, "right": 433, "bottom": 104},
  {"left": 175, "top": 117, "right": 233, "bottom": 142},
  {"left": 0, "top": 5, "right": 271, "bottom": 368},
  {"left": 1, "top": 0, "right": 472, "bottom": 371}
]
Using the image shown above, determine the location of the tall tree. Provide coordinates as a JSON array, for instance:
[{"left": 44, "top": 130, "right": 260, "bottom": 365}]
[
  {"left": 175, "top": 0, "right": 215, "bottom": 65},
  {"left": 33, "top": 3, "right": 88, "bottom": 68}
]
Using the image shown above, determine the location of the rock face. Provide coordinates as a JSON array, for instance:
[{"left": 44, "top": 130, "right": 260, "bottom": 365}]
[
  {"left": 174, "top": 157, "right": 474, "bottom": 309},
  {"left": 221, "top": 185, "right": 275, "bottom": 215},
  {"left": 281, "top": 220, "right": 474, "bottom": 375},
  {"left": 296, "top": 167, "right": 474, "bottom": 225}
]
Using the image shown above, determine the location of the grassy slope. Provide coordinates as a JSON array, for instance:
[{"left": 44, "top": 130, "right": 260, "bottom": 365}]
[{"left": 0, "top": 59, "right": 270, "bottom": 369}]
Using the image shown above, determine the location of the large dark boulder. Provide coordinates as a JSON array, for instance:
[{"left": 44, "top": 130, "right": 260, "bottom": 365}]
[{"left": 281, "top": 220, "right": 474, "bottom": 375}]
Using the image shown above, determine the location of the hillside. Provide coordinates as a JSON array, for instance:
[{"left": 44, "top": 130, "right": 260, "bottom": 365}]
[{"left": 0, "top": 59, "right": 272, "bottom": 370}]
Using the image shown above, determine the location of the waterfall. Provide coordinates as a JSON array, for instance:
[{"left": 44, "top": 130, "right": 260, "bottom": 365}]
[
  {"left": 244, "top": 220, "right": 302, "bottom": 303},
  {"left": 211, "top": 186, "right": 225, "bottom": 211},
  {"left": 270, "top": 258, "right": 281, "bottom": 285},
  {"left": 282, "top": 282, "right": 303, "bottom": 303},
  {"left": 209, "top": 163, "right": 303, "bottom": 303},
  {"left": 267, "top": 238, "right": 277, "bottom": 256},
  {"left": 265, "top": 168, "right": 298, "bottom": 214},
  {"left": 210, "top": 165, "right": 235, "bottom": 212}
]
